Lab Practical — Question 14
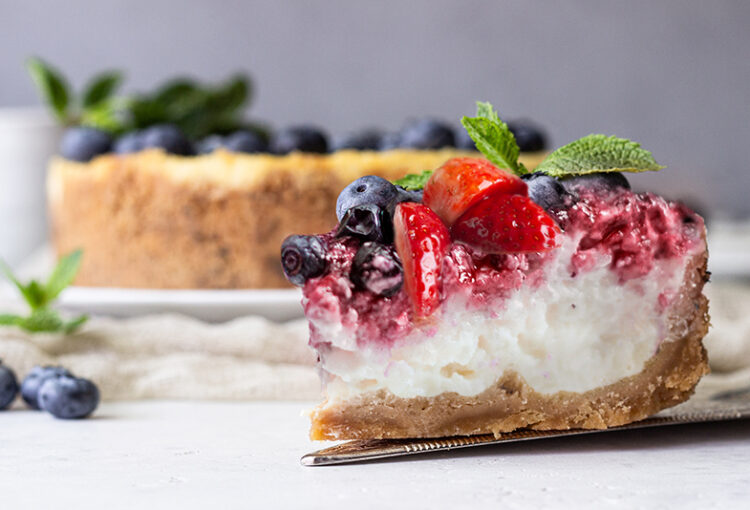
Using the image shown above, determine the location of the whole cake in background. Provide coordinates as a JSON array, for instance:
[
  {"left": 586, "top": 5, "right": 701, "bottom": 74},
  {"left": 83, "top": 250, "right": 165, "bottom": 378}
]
[
  {"left": 31, "top": 58, "right": 547, "bottom": 289},
  {"left": 282, "top": 102, "right": 709, "bottom": 440}
]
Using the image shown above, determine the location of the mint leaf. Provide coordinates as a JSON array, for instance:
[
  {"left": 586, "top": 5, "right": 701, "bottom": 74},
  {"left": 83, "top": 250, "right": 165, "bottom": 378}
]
[
  {"left": 82, "top": 71, "right": 123, "bottom": 108},
  {"left": 26, "top": 57, "right": 71, "bottom": 122},
  {"left": 208, "top": 75, "right": 249, "bottom": 114},
  {"left": 19, "top": 309, "right": 64, "bottom": 333},
  {"left": 0, "top": 259, "right": 39, "bottom": 309},
  {"left": 0, "top": 310, "right": 87, "bottom": 334},
  {"left": 535, "top": 134, "right": 664, "bottom": 177},
  {"left": 0, "top": 250, "right": 85, "bottom": 335},
  {"left": 46, "top": 249, "right": 82, "bottom": 302},
  {"left": 25, "top": 280, "right": 47, "bottom": 310},
  {"left": 461, "top": 101, "right": 527, "bottom": 175},
  {"left": 394, "top": 170, "right": 433, "bottom": 191},
  {"left": 0, "top": 314, "right": 24, "bottom": 327},
  {"left": 80, "top": 100, "right": 128, "bottom": 134}
]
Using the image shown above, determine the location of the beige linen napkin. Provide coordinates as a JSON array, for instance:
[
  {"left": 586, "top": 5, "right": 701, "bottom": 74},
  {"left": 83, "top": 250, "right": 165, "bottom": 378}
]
[
  {"left": 0, "top": 304, "right": 319, "bottom": 400},
  {"left": 1, "top": 281, "right": 749, "bottom": 401}
]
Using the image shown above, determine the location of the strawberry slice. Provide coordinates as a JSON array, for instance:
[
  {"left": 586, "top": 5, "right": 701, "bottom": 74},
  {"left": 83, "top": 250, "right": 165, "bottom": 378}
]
[
  {"left": 452, "top": 191, "right": 561, "bottom": 254},
  {"left": 423, "top": 157, "right": 527, "bottom": 226},
  {"left": 393, "top": 202, "right": 451, "bottom": 318}
]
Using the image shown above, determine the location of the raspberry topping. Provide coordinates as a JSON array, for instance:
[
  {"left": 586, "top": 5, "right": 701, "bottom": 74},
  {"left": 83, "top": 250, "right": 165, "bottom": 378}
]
[{"left": 559, "top": 189, "right": 703, "bottom": 282}]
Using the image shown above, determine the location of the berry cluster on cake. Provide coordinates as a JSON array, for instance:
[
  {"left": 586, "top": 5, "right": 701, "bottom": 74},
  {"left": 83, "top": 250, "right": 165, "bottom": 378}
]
[{"left": 282, "top": 102, "right": 709, "bottom": 440}]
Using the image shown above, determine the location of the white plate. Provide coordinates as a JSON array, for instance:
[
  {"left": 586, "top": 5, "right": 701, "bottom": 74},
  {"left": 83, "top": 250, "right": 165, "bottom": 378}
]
[{"left": 57, "top": 287, "right": 304, "bottom": 323}]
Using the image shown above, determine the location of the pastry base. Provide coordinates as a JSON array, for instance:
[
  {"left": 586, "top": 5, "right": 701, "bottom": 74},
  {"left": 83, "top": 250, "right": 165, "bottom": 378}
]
[{"left": 309, "top": 248, "right": 710, "bottom": 440}]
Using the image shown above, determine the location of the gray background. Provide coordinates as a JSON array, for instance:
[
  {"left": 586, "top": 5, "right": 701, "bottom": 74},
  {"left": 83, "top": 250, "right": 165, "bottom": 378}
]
[{"left": 1, "top": 0, "right": 748, "bottom": 217}]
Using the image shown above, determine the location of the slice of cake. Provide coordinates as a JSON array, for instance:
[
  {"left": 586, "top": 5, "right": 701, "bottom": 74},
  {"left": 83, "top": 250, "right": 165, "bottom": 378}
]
[{"left": 283, "top": 102, "right": 709, "bottom": 440}]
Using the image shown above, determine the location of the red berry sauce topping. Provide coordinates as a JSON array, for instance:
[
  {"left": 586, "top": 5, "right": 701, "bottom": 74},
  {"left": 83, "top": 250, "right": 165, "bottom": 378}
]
[
  {"left": 303, "top": 185, "right": 702, "bottom": 350},
  {"left": 556, "top": 188, "right": 704, "bottom": 283}
]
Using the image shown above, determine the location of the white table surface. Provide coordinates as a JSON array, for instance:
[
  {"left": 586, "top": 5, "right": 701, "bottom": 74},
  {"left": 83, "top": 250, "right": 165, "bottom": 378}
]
[{"left": 1, "top": 401, "right": 749, "bottom": 509}]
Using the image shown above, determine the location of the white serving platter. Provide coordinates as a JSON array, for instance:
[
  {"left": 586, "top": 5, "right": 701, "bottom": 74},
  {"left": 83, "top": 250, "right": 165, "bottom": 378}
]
[{"left": 56, "top": 287, "right": 304, "bottom": 323}]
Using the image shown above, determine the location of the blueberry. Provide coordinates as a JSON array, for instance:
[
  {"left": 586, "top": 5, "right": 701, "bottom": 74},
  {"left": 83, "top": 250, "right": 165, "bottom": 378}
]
[
  {"left": 196, "top": 135, "right": 224, "bottom": 155},
  {"left": 331, "top": 129, "right": 383, "bottom": 151},
  {"left": 561, "top": 172, "right": 631, "bottom": 193},
  {"left": 0, "top": 361, "right": 19, "bottom": 410},
  {"left": 223, "top": 131, "right": 268, "bottom": 153},
  {"left": 38, "top": 375, "right": 99, "bottom": 419},
  {"left": 113, "top": 131, "right": 146, "bottom": 154},
  {"left": 60, "top": 127, "right": 112, "bottom": 162},
  {"left": 350, "top": 242, "right": 403, "bottom": 297},
  {"left": 20, "top": 365, "right": 73, "bottom": 409},
  {"left": 507, "top": 120, "right": 547, "bottom": 152},
  {"left": 378, "top": 132, "right": 402, "bottom": 151},
  {"left": 336, "top": 204, "right": 393, "bottom": 244},
  {"left": 197, "top": 131, "right": 269, "bottom": 155},
  {"left": 521, "top": 172, "right": 571, "bottom": 210},
  {"left": 141, "top": 124, "right": 194, "bottom": 155},
  {"left": 454, "top": 128, "right": 476, "bottom": 151},
  {"left": 271, "top": 126, "right": 328, "bottom": 154},
  {"left": 398, "top": 119, "right": 455, "bottom": 149},
  {"left": 387, "top": 187, "right": 423, "bottom": 216},
  {"left": 281, "top": 235, "right": 327, "bottom": 286},
  {"left": 336, "top": 176, "right": 400, "bottom": 221}
]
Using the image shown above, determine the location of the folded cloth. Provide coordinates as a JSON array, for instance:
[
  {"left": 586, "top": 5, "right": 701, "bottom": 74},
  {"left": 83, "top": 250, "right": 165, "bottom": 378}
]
[
  {"left": 0, "top": 309, "right": 319, "bottom": 401},
  {"left": 1, "top": 281, "right": 749, "bottom": 402},
  {"left": 703, "top": 282, "right": 750, "bottom": 372}
]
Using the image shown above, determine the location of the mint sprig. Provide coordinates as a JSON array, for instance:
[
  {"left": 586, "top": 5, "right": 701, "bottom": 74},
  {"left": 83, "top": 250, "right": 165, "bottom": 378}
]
[
  {"left": 461, "top": 101, "right": 528, "bottom": 176},
  {"left": 26, "top": 57, "right": 124, "bottom": 130},
  {"left": 26, "top": 57, "right": 71, "bottom": 122},
  {"left": 394, "top": 170, "right": 434, "bottom": 191},
  {"left": 535, "top": 134, "right": 664, "bottom": 177},
  {"left": 26, "top": 57, "right": 263, "bottom": 140},
  {"left": 82, "top": 71, "right": 124, "bottom": 109},
  {"left": 0, "top": 250, "right": 87, "bottom": 334}
]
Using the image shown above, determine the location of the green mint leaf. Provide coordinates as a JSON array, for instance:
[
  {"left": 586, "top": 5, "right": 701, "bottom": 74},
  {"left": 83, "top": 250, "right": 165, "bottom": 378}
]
[
  {"left": 26, "top": 57, "right": 71, "bottom": 122},
  {"left": 535, "top": 134, "right": 664, "bottom": 177},
  {"left": 207, "top": 75, "right": 249, "bottom": 114},
  {"left": 393, "top": 170, "right": 434, "bottom": 191},
  {"left": 154, "top": 79, "right": 200, "bottom": 105},
  {"left": 19, "top": 309, "right": 64, "bottom": 333},
  {"left": 25, "top": 280, "right": 48, "bottom": 310},
  {"left": 63, "top": 315, "right": 89, "bottom": 334},
  {"left": 80, "top": 100, "right": 128, "bottom": 134},
  {"left": 127, "top": 98, "right": 169, "bottom": 129},
  {"left": 46, "top": 249, "right": 83, "bottom": 302},
  {"left": 0, "top": 309, "right": 86, "bottom": 334},
  {"left": 461, "top": 101, "right": 527, "bottom": 175},
  {"left": 0, "top": 314, "right": 24, "bottom": 327},
  {"left": 0, "top": 259, "right": 38, "bottom": 309},
  {"left": 82, "top": 71, "right": 123, "bottom": 108}
]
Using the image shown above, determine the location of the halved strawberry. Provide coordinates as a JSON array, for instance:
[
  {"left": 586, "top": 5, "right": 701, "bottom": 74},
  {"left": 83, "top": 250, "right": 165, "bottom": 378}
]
[
  {"left": 393, "top": 202, "right": 451, "bottom": 318},
  {"left": 423, "top": 157, "right": 527, "bottom": 226},
  {"left": 452, "top": 191, "right": 560, "bottom": 254}
]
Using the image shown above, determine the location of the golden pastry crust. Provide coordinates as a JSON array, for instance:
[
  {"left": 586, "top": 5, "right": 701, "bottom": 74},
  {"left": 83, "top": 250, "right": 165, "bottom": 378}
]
[
  {"left": 309, "top": 243, "right": 710, "bottom": 440},
  {"left": 49, "top": 149, "right": 546, "bottom": 289}
]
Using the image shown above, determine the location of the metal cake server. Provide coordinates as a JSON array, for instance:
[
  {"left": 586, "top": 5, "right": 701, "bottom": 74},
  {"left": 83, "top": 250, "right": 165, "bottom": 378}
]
[{"left": 301, "top": 386, "right": 750, "bottom": 466}]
